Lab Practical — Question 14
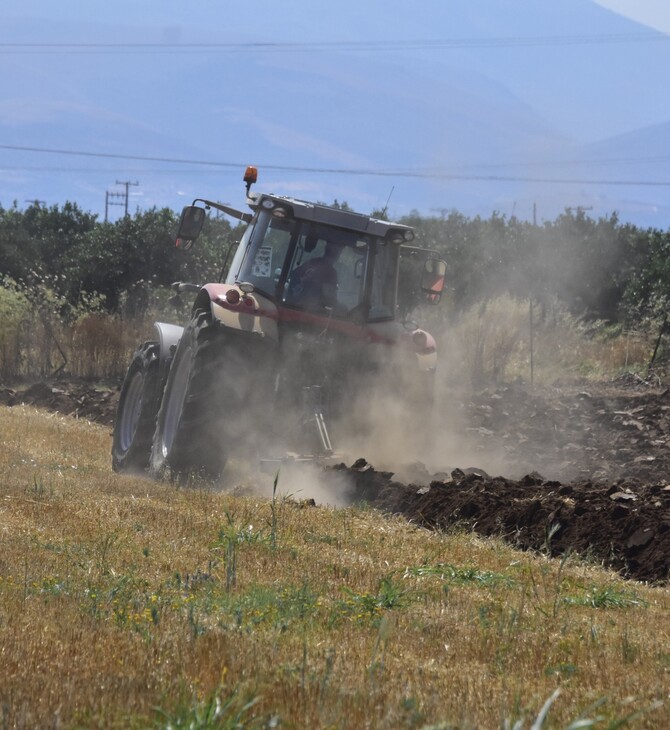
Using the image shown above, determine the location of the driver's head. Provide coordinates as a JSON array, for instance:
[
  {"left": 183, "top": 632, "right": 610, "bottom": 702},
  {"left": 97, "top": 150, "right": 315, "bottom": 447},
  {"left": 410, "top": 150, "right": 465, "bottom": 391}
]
[{"left": 324, "top": 241, "right": 341, "bottom": 261}]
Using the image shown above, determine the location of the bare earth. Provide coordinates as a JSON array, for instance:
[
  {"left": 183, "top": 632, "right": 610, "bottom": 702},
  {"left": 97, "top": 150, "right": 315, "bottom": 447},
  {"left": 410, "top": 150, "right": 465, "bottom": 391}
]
[{"left": 2, "top": 376, "right": 669, "bottom": 583}]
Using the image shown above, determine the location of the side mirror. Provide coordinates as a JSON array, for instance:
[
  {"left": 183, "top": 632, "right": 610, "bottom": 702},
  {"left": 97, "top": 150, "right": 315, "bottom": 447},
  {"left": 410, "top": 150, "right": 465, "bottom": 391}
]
[
  {"left": 175, "top": 206, "right": 206, "bottom": 250},
  {"left": 421, "top": 258, "right": 446, "bottom": 304}
]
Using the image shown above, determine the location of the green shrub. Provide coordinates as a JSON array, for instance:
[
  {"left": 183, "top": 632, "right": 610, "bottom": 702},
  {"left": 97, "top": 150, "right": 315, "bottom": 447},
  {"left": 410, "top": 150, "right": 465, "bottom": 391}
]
[{"left": 0, "top": 279, "right": 31, "bottom": 381}]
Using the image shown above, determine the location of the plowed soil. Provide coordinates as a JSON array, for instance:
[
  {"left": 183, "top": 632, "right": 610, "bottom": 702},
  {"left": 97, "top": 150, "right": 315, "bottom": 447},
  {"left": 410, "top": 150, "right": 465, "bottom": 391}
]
[{"left": 2, "top": 375, "right": 669, "bottom": 583}]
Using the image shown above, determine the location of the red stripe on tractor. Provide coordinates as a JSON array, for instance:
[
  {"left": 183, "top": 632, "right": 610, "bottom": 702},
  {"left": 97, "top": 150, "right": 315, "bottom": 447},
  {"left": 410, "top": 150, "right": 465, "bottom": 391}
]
[{"left": 207, "top": 284, "right": 434, "bottom": 353}]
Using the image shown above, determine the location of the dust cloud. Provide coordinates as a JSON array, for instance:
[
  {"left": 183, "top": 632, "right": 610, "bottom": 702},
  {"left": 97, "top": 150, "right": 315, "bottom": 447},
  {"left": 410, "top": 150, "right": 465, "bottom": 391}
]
[
  {"left": 214, "top": 296, "right": 592, "bottom": 494},
  {"left": 218, "top": 457, "right": 355, "bottom": 508},
  {"left": 323, "top": 340, "right": 515, "bottom": 482}
]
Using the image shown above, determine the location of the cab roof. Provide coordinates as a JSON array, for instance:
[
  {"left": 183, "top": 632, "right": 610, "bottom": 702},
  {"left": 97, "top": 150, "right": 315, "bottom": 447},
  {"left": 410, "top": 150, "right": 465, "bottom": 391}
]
[{"left": 250, "top": 192, "right": 414, "bottom": 240}]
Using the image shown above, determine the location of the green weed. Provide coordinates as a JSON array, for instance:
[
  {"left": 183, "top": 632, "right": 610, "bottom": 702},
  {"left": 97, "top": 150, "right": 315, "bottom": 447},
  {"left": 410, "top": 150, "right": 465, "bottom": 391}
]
[
  {"left": 152, "top": 686, "right": 262, "bottom": 729},
  {"left": 404, "top": 562, "right": 513, "bottom": 587},
  {"left": 563, "top": 586, "right": 646, "bottom": 609},
  {"left": 212, "top": 511, "right": 266, "bottom": 591}
]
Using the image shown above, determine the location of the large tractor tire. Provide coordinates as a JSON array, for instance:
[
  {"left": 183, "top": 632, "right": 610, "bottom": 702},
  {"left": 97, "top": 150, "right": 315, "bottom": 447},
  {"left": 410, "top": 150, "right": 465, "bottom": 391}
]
[
  {"left": 112, "top": 341, "right": 163, "bottom": 473},
  {"left": 150, "top": 310, "right": 266, "bottom": 481}
]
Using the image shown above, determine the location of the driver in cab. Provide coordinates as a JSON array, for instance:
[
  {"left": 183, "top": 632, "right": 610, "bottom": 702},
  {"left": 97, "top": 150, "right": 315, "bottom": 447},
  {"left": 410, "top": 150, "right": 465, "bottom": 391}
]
[{"left": 286, "top": 238, "right": 341, "bottom": 310}]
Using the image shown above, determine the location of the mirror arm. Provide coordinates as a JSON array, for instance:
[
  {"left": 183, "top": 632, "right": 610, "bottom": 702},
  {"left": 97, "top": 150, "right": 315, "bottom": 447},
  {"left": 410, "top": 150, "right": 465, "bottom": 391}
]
[{"left": 193, "top": 198, "right": 252, "bottom": 223}]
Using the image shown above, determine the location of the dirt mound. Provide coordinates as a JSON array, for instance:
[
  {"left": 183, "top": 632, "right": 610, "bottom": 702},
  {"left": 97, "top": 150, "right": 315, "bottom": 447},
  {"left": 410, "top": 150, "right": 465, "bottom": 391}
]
[
  {"left": 334, "top": 375, "right": 670, "bottom": 584},
  {"left": 337, "top": 458, "right": 670, "bottom": 584},
  {"left": 2, "top": 375, "right": 669, "bottom": 583}
]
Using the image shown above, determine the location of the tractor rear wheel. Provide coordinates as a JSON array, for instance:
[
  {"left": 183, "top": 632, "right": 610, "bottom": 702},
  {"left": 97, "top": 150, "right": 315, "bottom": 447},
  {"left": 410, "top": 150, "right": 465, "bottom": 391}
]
[
  {"left": 112, "top": 341, "right": 162, "bottom": 473},
  {"left": 150, "top": 310, "right": 261, "bottom": 480}
]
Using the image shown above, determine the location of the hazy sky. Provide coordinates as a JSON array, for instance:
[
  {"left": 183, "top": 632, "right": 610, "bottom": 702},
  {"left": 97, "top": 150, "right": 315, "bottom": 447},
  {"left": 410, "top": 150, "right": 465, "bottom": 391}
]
[
  {"left": 14, "top": 1, "right": 670, "bottom": 36},
  {"left": 12, "top": 1, "right": 670, "bottom": 29},
  {"left": 5, "top": 1, "right": 670, "bottom": 225},
  {"left": 594, "top": 0, "right": 670, "bottom": 33}
]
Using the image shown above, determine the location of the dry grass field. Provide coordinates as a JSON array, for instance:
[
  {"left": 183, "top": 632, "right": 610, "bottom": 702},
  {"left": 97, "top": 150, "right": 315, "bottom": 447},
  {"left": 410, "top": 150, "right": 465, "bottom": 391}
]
[{"left": 0, "top": 405, "right": 668, "bottom": 729}]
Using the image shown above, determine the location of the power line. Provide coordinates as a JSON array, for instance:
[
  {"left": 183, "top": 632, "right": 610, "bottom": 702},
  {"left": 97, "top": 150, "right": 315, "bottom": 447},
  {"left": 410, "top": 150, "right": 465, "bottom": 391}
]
[
  {"left": 0, "top": 33, "right": 668, "bottom": 54},
  {"left": 3, "top": 143, "right": 669, "bottom": 171},
  {"left": 0, "top": 143, "right": 242, "bottom": 167},
  {"left": 1, "top": 166, "right": 230, "bottom": 173},
  {"left": 4, "top": 153, "right": 670, "bottom": 174},
  {"left": 1, "top": 144, "right": 670, "bottom": 186}
]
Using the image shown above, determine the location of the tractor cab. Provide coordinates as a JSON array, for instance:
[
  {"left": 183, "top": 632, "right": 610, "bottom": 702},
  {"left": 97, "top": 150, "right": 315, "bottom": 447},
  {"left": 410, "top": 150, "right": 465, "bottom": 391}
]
[
  {"left": 176, "top": 170, "right": 446, "bottom": 326},
  {"left": 227, "top": 198, "right": 409, "bottom": 322}
]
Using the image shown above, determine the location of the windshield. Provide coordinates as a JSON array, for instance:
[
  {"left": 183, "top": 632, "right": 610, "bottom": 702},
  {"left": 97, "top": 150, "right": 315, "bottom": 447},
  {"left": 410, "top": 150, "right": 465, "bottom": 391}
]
[
  {"left": 226, "top": 211, "right": 291, "bottom": 294},
  {"left": 228, "top": 210, "right": 397, "bottom": 320}
]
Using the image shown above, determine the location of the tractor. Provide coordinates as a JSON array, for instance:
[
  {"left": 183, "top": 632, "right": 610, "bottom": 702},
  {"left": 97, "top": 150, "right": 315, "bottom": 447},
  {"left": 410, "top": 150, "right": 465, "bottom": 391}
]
[{"left": 112, "top": 166, "right": 446, "bottom": 479}]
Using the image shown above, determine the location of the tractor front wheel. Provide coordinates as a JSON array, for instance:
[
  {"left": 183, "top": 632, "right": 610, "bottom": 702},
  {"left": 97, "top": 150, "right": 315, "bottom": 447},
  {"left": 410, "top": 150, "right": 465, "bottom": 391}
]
[
  {"left": 112, "top": 341, "right": 162, "bottom": 473},
  {"left": 150, "top": 311, "right": 239, "bottom": 480}
]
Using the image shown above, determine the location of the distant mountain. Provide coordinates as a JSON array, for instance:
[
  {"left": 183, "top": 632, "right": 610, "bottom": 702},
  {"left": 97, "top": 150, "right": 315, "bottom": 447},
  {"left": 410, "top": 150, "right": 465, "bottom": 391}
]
[{"left": 1, "top": 0, "right": 669, "bottom": 228}]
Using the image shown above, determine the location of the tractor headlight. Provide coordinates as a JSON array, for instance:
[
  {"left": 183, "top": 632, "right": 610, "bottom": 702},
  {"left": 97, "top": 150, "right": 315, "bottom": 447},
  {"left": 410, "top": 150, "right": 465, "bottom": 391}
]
[{"left": 387, "top": 228, "right": 414, "bottom": 244}]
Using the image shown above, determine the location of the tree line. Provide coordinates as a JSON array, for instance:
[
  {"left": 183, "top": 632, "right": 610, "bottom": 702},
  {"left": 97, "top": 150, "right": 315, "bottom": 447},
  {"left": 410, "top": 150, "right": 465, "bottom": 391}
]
[
  {"left": 0, "top": 202, "right": 240, "bottom": 319},
  {"left": 1, "top": 200, "right": 668, "bottom": 326}
]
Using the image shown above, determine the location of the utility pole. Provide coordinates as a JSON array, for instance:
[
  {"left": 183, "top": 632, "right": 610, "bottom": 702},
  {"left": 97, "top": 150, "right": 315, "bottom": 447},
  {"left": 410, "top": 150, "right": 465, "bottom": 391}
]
[
  {"left": 530, "top": 203, "right": 537, "bottom": 386},
  {"left": 105, "top": 190, "right": 125, "bottom": 222},
  {"left": 25, "top": 199, "right": 46, "bottom": 207},
  {"left": 115, "top": 179, "right": 139, "bottom": 217},
  {"left": 566, "top": 205, "right": 593, "bottom": 216},
  {"left": 105, "top": 180, "right": 140, "bottom": 221}
]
